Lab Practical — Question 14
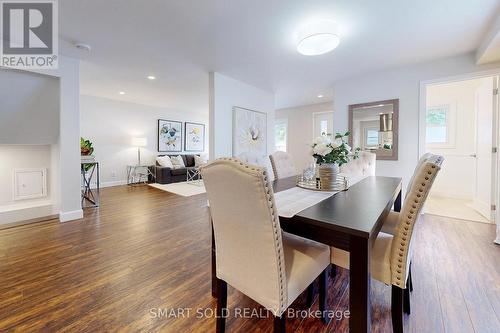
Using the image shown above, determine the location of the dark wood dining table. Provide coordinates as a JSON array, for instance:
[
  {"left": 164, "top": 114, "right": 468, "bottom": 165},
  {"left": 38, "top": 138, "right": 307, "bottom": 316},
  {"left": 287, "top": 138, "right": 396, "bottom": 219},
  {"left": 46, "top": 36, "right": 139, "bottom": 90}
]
[{"left": 211, "top": 175, "right": 402, "bottom": 333}]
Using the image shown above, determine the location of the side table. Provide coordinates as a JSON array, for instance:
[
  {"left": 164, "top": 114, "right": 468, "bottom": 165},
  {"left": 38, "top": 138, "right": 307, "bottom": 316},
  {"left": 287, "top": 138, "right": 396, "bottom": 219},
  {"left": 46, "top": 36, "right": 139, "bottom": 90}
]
[{"left": 127, "top": 165, "right": 155, "bottom": 185}]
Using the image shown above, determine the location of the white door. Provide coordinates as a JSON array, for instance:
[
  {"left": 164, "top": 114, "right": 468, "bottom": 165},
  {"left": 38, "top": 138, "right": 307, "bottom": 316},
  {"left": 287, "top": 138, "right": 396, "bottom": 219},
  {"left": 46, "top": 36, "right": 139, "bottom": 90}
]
[
  {"left": 472, "top": 77, "right": 495, "bottom": 220},
  {"left": 424, "top": 77, "right": 497, "bottom": 223},
  {"left": 313, "top": 112, "right": 333, "bottom": 138}
]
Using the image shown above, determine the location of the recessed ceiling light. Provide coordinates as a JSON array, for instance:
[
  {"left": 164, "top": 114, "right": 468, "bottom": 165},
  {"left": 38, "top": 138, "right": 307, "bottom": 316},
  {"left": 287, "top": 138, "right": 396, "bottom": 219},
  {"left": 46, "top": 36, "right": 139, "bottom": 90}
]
[
  {"left": 297, "top": 20, "right": 340, "bottom": 56},
  {"left": 317, "top": 94, "right": 324, "bottom": 98},
  {"left": 147, "top": 75, "right": 156, "bottom": 80},
  {"left": 119, "top": 91, "right": 125, "bottom": 95}
]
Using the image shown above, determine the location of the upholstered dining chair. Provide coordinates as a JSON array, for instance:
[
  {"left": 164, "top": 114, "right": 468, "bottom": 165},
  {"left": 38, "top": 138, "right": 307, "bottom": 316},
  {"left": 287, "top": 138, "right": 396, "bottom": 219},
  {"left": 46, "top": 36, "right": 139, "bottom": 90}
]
[
  {"left": 269, "top": 151, "right": 297, "bottom": 179},
  {"left": 201, "top": 158, "right": 331, "bottom": 333},
  {"left": 238, "top": 151, "right": 275, "bottom": 182},
  {"left": 381, "top": 153, "right": 433, "bottom": 236},
  {"left": 330, "top": 154, "right": 443, "bottom": 333},
  {"left": 339, "top": 151, "right": 376, "bottom": 184}
]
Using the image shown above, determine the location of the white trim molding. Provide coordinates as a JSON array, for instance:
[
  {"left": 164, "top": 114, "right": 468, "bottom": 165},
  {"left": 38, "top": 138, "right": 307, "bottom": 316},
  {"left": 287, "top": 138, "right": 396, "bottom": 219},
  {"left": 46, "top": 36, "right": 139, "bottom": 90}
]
[{"left": 59, "top": 209, "right": 83, "bottom": 222}]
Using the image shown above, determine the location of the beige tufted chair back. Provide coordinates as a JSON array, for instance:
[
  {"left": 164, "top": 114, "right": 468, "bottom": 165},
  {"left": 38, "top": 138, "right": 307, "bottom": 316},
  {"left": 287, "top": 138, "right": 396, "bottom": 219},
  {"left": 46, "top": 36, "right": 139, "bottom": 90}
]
[
  {"left": 405, "top": 153, "right": 433, "bottom": 197},
  {"left": 201, "top": 158, "right": 287, "bottom": 316},
  {"left": 339, "top": 152, "right": 376, "bottom": 178},
  {"left": 390, "top": 154, "right": 443, "bottom": 289},
  {"left": 269, "top": 151, "right": 297, "bottom": 179}
]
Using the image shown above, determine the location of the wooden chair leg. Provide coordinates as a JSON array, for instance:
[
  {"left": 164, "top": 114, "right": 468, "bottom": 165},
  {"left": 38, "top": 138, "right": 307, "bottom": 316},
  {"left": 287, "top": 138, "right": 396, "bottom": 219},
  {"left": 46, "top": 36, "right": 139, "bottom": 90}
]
[
  {"left": 216, "top": 278, "right": 227, "bottom": 333},
  {"left": 319, "top": 269, "right": 331, "bottom": 323},
  {"left": 273, "top": 313, "right": 286, "bottom": 333},
  {"left": 403, "top": 286, "right": 411, "bottom": 315},
  {"left": 306, "top": 283, "right": 315, "bottom": 308},
  {"left": 391, "top": 286, "right": 404, "bottom": 333}
]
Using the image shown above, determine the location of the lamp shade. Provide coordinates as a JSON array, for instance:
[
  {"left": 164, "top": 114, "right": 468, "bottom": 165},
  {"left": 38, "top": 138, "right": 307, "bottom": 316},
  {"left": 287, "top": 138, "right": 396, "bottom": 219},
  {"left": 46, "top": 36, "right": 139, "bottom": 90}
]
[{"left": 132, "top": 137, "right": 147, "bottom": 147}]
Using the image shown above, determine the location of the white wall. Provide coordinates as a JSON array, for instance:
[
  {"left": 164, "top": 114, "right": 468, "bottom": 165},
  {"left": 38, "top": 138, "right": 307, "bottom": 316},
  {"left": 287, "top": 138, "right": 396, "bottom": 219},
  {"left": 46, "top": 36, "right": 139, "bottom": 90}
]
[
  {"left": 0, "top": 145, "right": 56, "bottom": 224},
  {"left": 209, "top": 72, "right": 275, "bottom": 159},
  {"left": 80, "top": 95, "right": 209, "bottom": 186},
  {"left": 21, "top": 56, "right": 82, "bottom": 222},
  {"left": 333, "top": 53, "right": 500, "bottom": 191},
  {"left": 0, "top": 69, "right": 59, "bottom": 144},
  {"left": 0, "top": 68, "right": 61, "bottom": 224},
  {"left": 275, "top": 102, "right": 333, "bottom": 170}
]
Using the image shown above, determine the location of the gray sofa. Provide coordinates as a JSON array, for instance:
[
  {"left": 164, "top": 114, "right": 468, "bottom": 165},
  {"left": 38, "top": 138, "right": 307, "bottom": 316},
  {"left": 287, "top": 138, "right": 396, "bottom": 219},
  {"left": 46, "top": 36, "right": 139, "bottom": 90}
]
[{"left": 150, "top": 154, "right": 200, "bottom": 184}]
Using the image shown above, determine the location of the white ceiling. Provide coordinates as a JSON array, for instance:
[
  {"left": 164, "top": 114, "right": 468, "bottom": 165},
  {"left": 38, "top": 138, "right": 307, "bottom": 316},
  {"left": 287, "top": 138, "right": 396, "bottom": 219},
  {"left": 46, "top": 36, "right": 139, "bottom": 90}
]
[{"left": 59, "top": 0, "right": 500, "bottom": 112}]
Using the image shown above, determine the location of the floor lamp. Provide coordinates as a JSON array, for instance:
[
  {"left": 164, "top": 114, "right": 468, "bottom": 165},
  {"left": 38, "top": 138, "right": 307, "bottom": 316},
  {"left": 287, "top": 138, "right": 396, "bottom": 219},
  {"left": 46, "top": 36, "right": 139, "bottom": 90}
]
[{"left": 132, "top": 137, "right": 147, "bottom": 165}]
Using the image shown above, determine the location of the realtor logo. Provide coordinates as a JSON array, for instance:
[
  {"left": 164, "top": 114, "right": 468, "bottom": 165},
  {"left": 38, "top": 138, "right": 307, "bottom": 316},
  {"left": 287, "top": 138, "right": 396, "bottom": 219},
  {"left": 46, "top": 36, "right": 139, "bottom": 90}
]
[{"left": 1, "top": 0, "right": 58, "bottom": 68}]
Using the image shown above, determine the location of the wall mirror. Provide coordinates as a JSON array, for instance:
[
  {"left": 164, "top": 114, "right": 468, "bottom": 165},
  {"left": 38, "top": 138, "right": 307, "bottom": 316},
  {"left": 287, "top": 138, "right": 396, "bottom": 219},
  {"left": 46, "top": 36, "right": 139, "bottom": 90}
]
[{"left": 348, "top": 99, "right": 399, "bottom": 160}]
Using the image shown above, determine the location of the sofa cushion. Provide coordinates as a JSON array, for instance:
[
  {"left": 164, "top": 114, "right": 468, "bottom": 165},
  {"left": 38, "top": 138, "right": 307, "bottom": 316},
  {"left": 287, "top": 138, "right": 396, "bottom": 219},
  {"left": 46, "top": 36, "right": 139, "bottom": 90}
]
[
  {"left": 185, "top": 154, "right": 196, "bottom": 167},
  {"left": 170, "top": 155, "right": 186, "bottom": 169},
  {"left": 170, "top": 166, "right": 198, "bottom": 176},
  {"left": 156, "top": 155, "right": 173, "bottom": 168}
]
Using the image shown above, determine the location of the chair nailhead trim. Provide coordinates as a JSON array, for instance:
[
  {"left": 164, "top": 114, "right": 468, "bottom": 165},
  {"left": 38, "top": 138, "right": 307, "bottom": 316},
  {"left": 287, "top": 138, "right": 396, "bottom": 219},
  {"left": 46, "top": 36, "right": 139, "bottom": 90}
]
[{"left": 389, "top": 160, "right": 441, "bottom": 289}]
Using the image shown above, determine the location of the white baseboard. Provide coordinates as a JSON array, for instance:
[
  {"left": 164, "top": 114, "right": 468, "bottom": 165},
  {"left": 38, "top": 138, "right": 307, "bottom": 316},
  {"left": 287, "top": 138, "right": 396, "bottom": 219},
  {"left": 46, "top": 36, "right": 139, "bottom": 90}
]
[
  {"left": 59, "top": 209, "right": 83, "bottom": 222},
  {"left": 98, "top": 180, "right": 127, "bottom": 188}
]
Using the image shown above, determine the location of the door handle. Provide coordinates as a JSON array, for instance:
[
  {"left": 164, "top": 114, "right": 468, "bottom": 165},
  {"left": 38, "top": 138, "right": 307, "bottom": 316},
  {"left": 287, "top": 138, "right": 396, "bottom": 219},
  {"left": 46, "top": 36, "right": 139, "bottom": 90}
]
[{"left": 470, "top": 154, "right": 477, "bottom": 158}]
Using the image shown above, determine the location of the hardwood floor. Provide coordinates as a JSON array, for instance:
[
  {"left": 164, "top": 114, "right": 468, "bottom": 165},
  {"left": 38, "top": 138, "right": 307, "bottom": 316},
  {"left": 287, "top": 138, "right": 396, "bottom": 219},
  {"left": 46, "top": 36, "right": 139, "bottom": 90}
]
[{"left": 0, "top": 185, "right": 499, "bottom": 332}]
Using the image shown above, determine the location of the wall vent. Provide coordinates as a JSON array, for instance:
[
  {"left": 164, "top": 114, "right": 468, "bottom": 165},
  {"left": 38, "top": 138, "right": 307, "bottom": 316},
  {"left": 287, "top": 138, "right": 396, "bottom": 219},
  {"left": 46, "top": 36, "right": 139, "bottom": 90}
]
[{"left": 13, "top": 168, "right": 47, "bottom": 201}]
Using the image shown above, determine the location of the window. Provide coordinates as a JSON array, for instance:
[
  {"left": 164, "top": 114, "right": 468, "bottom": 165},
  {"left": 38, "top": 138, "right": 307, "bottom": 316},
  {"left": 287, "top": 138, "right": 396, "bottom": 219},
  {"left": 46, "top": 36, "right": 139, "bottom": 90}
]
[
  {"left": 365, "top": 129, "right": 379, "bottom": 147},
  {"left": 275, "top": 119, "right": 287, "bottom": 152},
  {"left": 320, "top": 120, "right": 328, "bottom": 136},
  {"left": 426, "top": 105, "right": 449, "bottom": 144}
]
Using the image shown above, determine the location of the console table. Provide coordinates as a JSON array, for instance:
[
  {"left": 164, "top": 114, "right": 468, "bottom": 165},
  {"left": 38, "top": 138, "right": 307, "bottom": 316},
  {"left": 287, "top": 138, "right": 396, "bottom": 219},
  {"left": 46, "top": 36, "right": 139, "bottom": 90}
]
[{"left": 81, "top": 162, "right": 100, "bottom": 208}]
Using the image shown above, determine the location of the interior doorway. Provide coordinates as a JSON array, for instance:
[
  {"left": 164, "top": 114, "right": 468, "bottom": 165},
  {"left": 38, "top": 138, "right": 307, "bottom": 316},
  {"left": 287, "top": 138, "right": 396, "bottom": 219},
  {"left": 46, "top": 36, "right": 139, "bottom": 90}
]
[{"left": 420, "top": 75, "right": 499, "bottom": 224}]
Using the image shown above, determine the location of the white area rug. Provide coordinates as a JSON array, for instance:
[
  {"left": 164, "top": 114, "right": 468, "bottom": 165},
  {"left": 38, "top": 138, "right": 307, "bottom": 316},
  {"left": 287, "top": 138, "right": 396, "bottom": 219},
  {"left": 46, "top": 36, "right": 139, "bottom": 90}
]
[{"left": 149, "top": 181, "right": 206, "bottom": 197}]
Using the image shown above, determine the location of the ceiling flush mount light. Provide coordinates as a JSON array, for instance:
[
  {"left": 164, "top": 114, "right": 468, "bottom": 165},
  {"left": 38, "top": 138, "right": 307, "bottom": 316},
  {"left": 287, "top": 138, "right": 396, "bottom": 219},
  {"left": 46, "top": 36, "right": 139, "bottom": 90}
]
[
  {"left": 317, "top": 94, "right": 324, "bottom": 98},
  {"left": 119, "top": 91, "right": 125, "bottom": 95},
  {"left": 297, "top": 20, "right": 340, "bottom": 56},
  {"left": 147, "top": 75, "right": 156, "bottom": 80}
]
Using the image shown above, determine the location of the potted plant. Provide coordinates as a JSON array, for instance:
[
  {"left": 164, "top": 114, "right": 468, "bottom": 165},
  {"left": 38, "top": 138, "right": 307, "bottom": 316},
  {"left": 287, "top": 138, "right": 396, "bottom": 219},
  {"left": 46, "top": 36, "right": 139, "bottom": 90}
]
[
  {"left": 311, "top": 132, "right": 359, "bottom": 189},
  {"left": 81, "top": 137, "right": 94, "bottom": 156}
]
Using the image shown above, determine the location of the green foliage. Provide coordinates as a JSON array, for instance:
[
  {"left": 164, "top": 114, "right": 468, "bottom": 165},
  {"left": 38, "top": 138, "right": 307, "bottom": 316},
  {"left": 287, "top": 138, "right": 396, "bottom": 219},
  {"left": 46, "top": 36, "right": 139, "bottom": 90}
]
[
  {"left": 81, "top": 137, "right": 94, "bottom": 172},
  {"left": 80, "top": 137, "right": 94, "bottom": 155},
  {"left": 426, "top": 108, "right": 446, "bottom": 126}
]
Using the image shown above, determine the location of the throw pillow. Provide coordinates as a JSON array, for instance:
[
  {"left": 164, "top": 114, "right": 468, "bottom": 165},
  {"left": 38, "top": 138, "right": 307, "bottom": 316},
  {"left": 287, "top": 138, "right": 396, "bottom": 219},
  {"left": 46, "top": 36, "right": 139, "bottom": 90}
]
[
  {"left": 156, "top": 155, "right": 173, "bottom": 168},
  {"left": 170, "top": 155, "right": 185, "bottom": 169},
  {"left": 194, "top": 155, "right": 208, "bottom": 167}
]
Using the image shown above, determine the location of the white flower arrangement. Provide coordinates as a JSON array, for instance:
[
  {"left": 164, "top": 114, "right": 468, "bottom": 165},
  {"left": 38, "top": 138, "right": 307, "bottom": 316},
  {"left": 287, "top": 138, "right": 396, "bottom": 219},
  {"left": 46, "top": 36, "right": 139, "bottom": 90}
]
[{"left": 311, "top": 132, "right": 359, "bottom": 166}]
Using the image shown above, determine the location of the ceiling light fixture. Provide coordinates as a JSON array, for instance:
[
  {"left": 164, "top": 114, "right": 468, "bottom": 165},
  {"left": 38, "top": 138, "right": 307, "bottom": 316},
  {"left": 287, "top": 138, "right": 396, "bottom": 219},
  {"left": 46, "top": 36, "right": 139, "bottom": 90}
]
[
  {"left": 297, "top": 20, "right": 340, "bottom": 56},
  {"left": 119, "top": 91, "right": 125, "bottom": 95},
  {"left": 317, "top": 94, "right": 324, "bottom": 98},
  {"left": 147, "top": 75, "right": 156, "bottom": 80},
  {"left": 74, "top": 43, "right": 91, "bottom": 52}
]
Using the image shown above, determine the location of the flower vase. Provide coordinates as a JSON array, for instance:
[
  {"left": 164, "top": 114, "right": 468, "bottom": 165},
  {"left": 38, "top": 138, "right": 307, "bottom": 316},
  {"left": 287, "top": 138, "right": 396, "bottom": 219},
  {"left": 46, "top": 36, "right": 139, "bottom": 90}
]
[{"left": 318, "top": 163, "right": 339, "bottom": 190}]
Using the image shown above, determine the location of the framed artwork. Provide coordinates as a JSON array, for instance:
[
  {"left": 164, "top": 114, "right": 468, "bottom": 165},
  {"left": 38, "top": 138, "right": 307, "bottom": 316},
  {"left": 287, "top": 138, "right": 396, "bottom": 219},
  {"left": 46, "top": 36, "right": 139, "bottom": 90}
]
[
  {"left": 158, "top": 119, "right": 182, "bottom": 152},
  {"left": 232, "top": 107, "right": 267, "bottom": 157},
  {"left": 184, "top": 122, "right": 205, "bottom": 152}
]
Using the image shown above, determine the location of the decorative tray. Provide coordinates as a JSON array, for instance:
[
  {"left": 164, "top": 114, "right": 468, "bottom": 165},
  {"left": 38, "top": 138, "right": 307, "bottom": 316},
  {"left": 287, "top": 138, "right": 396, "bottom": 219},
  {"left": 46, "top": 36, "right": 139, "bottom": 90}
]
[{"left": 296, "top": 175, "right": 349, "bottom": 192}]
